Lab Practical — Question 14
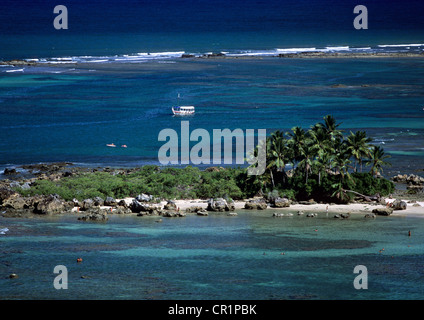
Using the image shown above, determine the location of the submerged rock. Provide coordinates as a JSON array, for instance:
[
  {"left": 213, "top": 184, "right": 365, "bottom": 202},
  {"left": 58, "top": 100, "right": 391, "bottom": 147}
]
[
  {"left": 77, "top": 208, "right": 108, "bottom": 221},
  {"left": 273, "top": 213, "right": 285, "bottom": 217},
  {"left": 364, "top": 213, "right": 376, "bottom": 219},
  {"left": 162, "top": 211, "right": 186, "bottom": 217},
  {"left": 372, "top": 207, "right": 393, "bottom": 216},
  {"left": 334, "top": 213, "right": 350, "bottom": 219}
]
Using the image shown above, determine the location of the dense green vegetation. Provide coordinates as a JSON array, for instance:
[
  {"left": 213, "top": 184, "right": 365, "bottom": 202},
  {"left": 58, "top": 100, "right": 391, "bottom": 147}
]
[{"left": 18, "top": 115, "right": 394, "bottom": 203}]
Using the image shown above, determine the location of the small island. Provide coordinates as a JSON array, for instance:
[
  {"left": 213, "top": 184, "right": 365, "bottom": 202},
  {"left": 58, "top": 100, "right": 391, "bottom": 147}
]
[{"left": 1, "top": 115, "right": 423, "bottom": 220}]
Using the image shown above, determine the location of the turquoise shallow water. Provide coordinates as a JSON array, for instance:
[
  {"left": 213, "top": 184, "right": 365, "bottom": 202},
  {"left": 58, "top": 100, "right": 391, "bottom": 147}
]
[
  {"left": 1, "top": 211, "right": 423, "bottom": 300},
  {"left": 1, "top": 57, "right": 424, "bottom": 177}
]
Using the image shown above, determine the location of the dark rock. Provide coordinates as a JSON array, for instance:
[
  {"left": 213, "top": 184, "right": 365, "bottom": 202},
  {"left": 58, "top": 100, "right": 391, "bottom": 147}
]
[
  {"left": 72, "top": 198, "right": 79, "bottom": 207},
  {"left": 93, "top": 197, "right": 104, "bottom": 206},
  {"left": 3, "top": 168, "right": 17, "bottom": 175},
  {"left": 2, "top": 195, "right": 32, "bottom": 210},
  {"left": 77, "top": 208, "right": 108, "bottom": 221},
  {"left": 117, "top": 199, "right": 128, "bottom": 207},
  {"left": 104, "top": 196, "right": 117, "bottom": 207},
  {"left": 334, "top": 212, "right": 350, "bottom": 219},
  {"left": 372, "top": 207, "right": 393, "bottom": 216},
  {"left": 0, "top": 187, "right": 19, "bottom": 205},
  {"left": 130, "top": 199, "right": 160, "bottom": 215},
  {"left": 163, "top": 200, "right": 177, "bottom": 210},
  {"left": 112, "top": 207, "right": 132, "bottom": 214},
  {"left": 391, "top": 199, "right": 407, "bottom": 210},
  {"left": 163, "top": 211, "right": 186, "bottom": 217},
  {"left": 81, "top": 199, "right": 94, "bottom": 211},
  {"left": 364, "top": 213, "right": 376, "bottom": 219},
  {"left": 298, "top": 199, "right": 317, "bottom": 205}
]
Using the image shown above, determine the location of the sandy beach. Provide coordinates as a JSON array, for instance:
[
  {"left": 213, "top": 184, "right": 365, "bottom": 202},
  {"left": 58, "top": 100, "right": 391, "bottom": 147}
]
[{"left": 90, "top": 197, "right": 424, "bottom": 218}]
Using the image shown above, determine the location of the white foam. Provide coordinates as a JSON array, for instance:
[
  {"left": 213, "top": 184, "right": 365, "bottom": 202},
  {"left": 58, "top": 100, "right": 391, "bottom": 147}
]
[
  {"left": 0, "top": 227, "right": 9, "bottom": 235},
  {"left": 378, "top": 44, "right": 424, "bottom": 48},
  {"left": 5, "top": 68, "right": 24, "bottom": 73},
  {"left": 276, "top": 47, "right": 317, "bottom": 53},
  {"left": 325, "top": 46, "right": 350, "bottom": 51}
]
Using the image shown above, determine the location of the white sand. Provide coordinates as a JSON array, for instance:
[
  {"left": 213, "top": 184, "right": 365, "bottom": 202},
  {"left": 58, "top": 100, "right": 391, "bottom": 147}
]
[{"left": 72, "top": 197, "right": 424, "bottom": 217}]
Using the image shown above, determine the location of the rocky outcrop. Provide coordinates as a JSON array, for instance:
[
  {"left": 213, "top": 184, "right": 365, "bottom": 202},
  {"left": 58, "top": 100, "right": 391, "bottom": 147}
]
[
  {"left": 1, "top": 193, "right": 69, "bottom": 216},
  {"left": 81, "top": 199, "right": 94, "bottom": 211},
  {"left": 0, "top": 187, "right": 19, "bottom": 205},
  {"left": 33, "top": 194, "right": 65, "bottom": 215},
  {"left": 93, "top": 197, "right": 104, "bottom": 206},
  {"left": 163, "top": 200, "right": 177, "bottom": 210},
  {"left": 136, "top": 193, "right": 153, "bottom": 202},
  {"left": 2, "top": 195, "right": 32, "bottom": 210},
  {"left": 104, "top": 196, "right": 117, "bottom": 207},
  {"left": 392, "top": 174, "right": 424, "bottom": 185},
  {"left": 77, "top": 208, "right": 108, "bottom": 221},
  {"left": 392, "top": 174, "right": 424, "bottom": 193},
  {"left": 131, "top": 199, "right": 161, "bottom": 215},
  {"left": 207, "top": 198, "right": 235, "bottom": 212},
  {"left": 334, "top": 213, "right": 350, "bottom": 219},
  {"left": 162, "top": 211, "right": 186, "bottom": 217},
  {"left": 3, "top": 168, "right": 17, "bottom": 175},
  {"left": 364, "top": 213, "right": 376, "bottom": 219},
  {"left": 372, "top": 207, "right": 393, "bottom": 216},
  {"left": 272, "top": 197, "right": 291, "bottom": 208},
  {"left": 244, "top": 198, "right": 267, "bottom": 210},
  {"left": 391, "top": 199, "right": 407, "bottom": 210}
]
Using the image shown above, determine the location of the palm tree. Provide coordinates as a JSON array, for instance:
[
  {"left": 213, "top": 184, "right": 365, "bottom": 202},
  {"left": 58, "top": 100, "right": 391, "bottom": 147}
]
[
  {"left": 345, "top": 131, "right": 372, "bottom": 172},
  {"left": 331, "top": 149, "right": 353, "bottom": 202},
  {"left": 366, "top": 145, "right": 391, "bottom": 177},
  {"left": 309, "top": 125, "right": 331, "bottom": 184},
  {"left": 266, "top": 131, "right": 289, "bottom": 187},
  {"left": 318, "top": 115, "right": 344, "bottom": 143},
  {"left": 296, "top": 137, "right": 318, "bottom": 184},
  {"left": 288, "top": 126, "right": 307, "bottom": 170}
]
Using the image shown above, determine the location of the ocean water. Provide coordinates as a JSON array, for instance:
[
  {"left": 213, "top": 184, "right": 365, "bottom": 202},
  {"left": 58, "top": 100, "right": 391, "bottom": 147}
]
[
  {"left": 0, "top": 57, "right": 423, "bottom": 177},
  {"left": 0, "top": 0, "right": 424, "bottom": 301},
  {"left": 1, "top": 0, "right": 424, "bottom": 175},
  {"left": 1, "top": 211, "right": 423, "bottom": 300}
]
